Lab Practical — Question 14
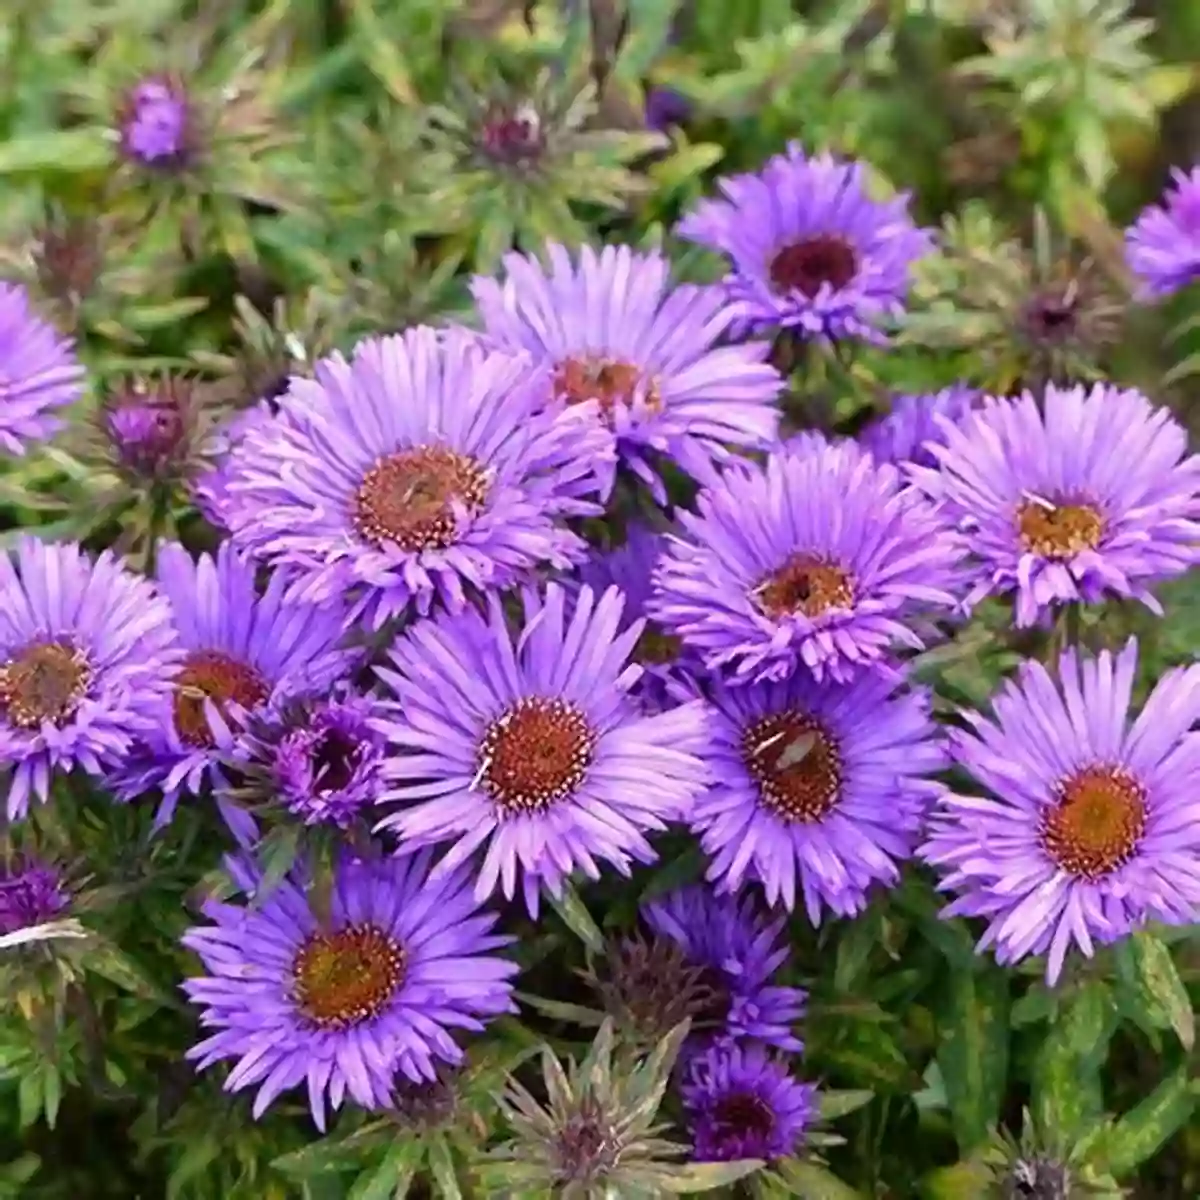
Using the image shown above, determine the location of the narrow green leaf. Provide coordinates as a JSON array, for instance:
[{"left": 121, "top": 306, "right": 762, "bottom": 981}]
[
  {"left": 936, "top": 962, "right": 1009, "bottom": 1153},
  {"left": 425, "top": 1136, "right": 461, "bottom": 1200},
  {"left": 1032, "top": 980, "right": 1117, "bottom": 1146},
  {"left": 773, "top": 1159, "right": 863, "bottom": 1199},
  {"left": 661, "top": 1158, "right": 766, "bottom": 1192},
  {"left": 919, "top": 1160, "right": 992, "bottom": 1200},
  {"left": 513, "top": 990, "right": 605, "bottom": 1026},
  {"left": 1114, "top": 931, "right": 1195, "bottom": 1050},
  {"left": 253, "top": 825, "right": 304, "bottom": 906},
  {"left": 1092, "top": 1066, "right": 1197, "bottom": 1178},
  {"left": 547, "top": 882, "right": 606, "bottom": 955},
  {"left": 348, "top": 1141, "right": 425, "bottom": 1200},
  {"left": 0, "top": 129, "right": 114, "bottom": 175},
  {"left": 816, "top": 1089, "right": 874, "bottom": 1120}
]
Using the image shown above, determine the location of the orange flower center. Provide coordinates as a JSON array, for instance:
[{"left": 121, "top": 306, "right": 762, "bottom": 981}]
[
  {"left": 754, "top": 555, "right": 854, "bottom": 619},
  {"left": 173, "top": 650, "right": 268, "bottom": 748},
  {"left": 0, "top": 640, "right": 91, "bottom": 728},
  {"left": 554, "top": 356, "right": 662, "bottom": 423},
  {"left": 742, "top": 712, "right": 841, "bottom": 822},
  {"left": 1016, "top": 497, "right": 1103, "bottom": 559},
  {"left": 1041, "top": 766, "right": 1146, "bottom": 878},
  {"left": 292, "top": 924, "right": 406, "bottom": 1028}
]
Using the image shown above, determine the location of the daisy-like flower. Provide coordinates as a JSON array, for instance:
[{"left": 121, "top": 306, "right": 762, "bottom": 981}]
[
  {"left": 0, "top": 538, "right": 181, "bottom": 819},
  {"left": 182, "top": 851, "right": 518, "bottom": 1130},
  {"left": 922, "top": 639, "right": 1200, "bottom": 985},
  {"left": 859, "top": 385, "right": 978, "bottom": 470},
  {"left": 681, "top": 1043, "right": 816, "bottom": 1164},
  {"left": 0, "top": 859, "right": 69, "bottom": 935},
  {"left": 907, "top": 384, "right": 1200, "bottom": 627},
  {"left": 222, "top": 327, "right": 612, "bottom": 629},
  {"left": 676, "top": 144, "right": 933, "bottom": 341},
  {"left": 375, "top": 582, "right": 711, "bottom": 915},
  {"left": 1125, "top": 166, "right": 1200, "bottom": 300},
  {"left": 689, "top": 672, "right": 944, "bottom": 920},
  {"left": 109, "top": 542, "right": 354, "bottom": 823},
  {"left": 641, "top": 885, "right": 805, "bottom": 1052},
  {"left": 228, "top": 692, "right": 387, "bottom": 829},
  {"left": 650, "top": 438, "right": 964, "bottom": 685},
  {"left": 470, "top": 244, "right": 784, "bottom": 496},
  {"left": 191, "top": 402, "right": 272, "bottom": 530},
  {"left": 0, "top": 281, "right": 86, "bottom": 455}
]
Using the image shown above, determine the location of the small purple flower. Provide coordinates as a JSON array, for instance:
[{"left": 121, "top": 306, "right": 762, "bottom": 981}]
[
  {"left": 222, "top": 327, "right": 612, "bottom": 629},
  {"left": 0, "top": 538, "right": 181, "bottom": 819},
  {"left": 182, "top": 851, "right": 517, "bottom": 1129},
  {"left": 119, "top": 75, "right": 192, "bottom": 167},
  {"left": 236, "top": 693, "right": 387, "bottom": 829},
  {"left": 375, "top": 582, "right": 711, "bottom": 915},
  {"left": 650, "top": 438, "right": 964, "bottom": 685},
  {"left": 109, "top": 542, "right": 355, "bottom": 824},
  {"left": 0, "top": 281, "right": 85, "bottom": 455},
  {"left": 859, "top": 385, "right": 979, "bottom": 470},
  {"left": 921, "top": 639, "right": 1200, "bottom": 985},
  {"left": 676, "top": 144, "right": 934, "bottom": 341},
  {"left": 99, "top": 375, "right": 205, "bottom": 486},
  {"left": 642, "top": 885, "right": 805, "bottom": 1052},
  {"left": 0, "top": 860, "right": 69, "bottom": 934},
  {"left": 681, "top": 1043, "right": 816, "bottom": 1164},
  {"left": 689, "top": 671, "right": 944, "bottom": 921},
  {"left": 645, "top": 87, "right": 691, "bottom": 132},
  {"left": 1125, "top": 166, "right": 1200, "bottom": 300},
  {"left": 470, "top": 244, "right": 784, "bottom": 497},
  {"left": 907, "top": 384, "right": 1200, "bottom": 627},
  {"left": 191, "top": 402, "right": 273, "bottom": 530}
]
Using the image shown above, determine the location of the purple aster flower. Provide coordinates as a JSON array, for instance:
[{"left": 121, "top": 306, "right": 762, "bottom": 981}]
[
  {"left": 191, "top": 402, "right": 272, "bottom": 530},
  {"left": 921, "top": 639, "right": 1200, "bottom": 985},
  {"left": 681, "top": 1043, "right": 816, "bottom": 1164},
  {"left": 97, "top": 375, "right": 211, "bottom": 488},
  {"left": 118, "top": 75, "right": 192, "bottom": 167},
  {"left": 650, "top": 438, "right": 964, "bottom": 685},
  {"left": 0, "top": 538, "right": 181, "bottom": 819},
  {"left": 676, "top": 144, "right": 934, "bottom": 341},
  {"left": 1125, "top": 166, "right": 1200, "bottom": 300},
  {"left": 907, "top": 384, "right": 1200, "bottom": 628},
  {"left": 230, "top": 692, "right": 387, "bottom": 829},
  {"left": 375, "top": 582, "right": 711, "bottom": 915},
  {"left": 689, "top": 671, "right": 944, "bottom": 920},
  {"left": 470, "top": 244, "right": 784, "bottom": 497},
  {"left": 109, "top": 542, "right": 354, "bottom": 824},
  {"left": 859, "top": 385, "right": 979, "bottom": 470},
  {"left": 182, "top": 850, "right": 518, "bottom": 1129},
  {"left": 0, "top": 281, "right": 85, "bottom": 455},
  {"left": 641, "top": 885, "right": 805, "bottom": 1052},
  {"left": 222, "top": 327, "right": 612, "bottom": 629},
  {"left": 0, "top": 860, "right": 69, "bottom": 934}
]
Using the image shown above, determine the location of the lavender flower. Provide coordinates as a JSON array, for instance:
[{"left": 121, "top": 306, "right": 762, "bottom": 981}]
[
  {"left": 0, "top": 860, "right": 69, "bottom": 934},
  {"left": 191, "top": 402, "right": 272, "bottom": 530},
  {"left": 682, "top": 1043, "right": 816, "bottom": 1163},
  {"left": 375, "top": 583, "right": 711, "bottom": 915},
  {"left": 645, "top": 87, "right": 691, "bottom": 132},
  {"left": 921, "top": 639, "right": 1200, "bottom": 984},
  {"left": 689, "top": 671, "right": 944, "bottom": 920},
  {"left": 1125, "top": 166, "right": 1200, "bottom": 299},
  {"left": 97, "top": 375, "right": 210, "bottom": 487},
  {"left": 859, "top": 385, "right": 979, "bottom": 469},
  {"left": 471, "top": 244, "right": 783, "bottom": 496},
  {"left": 677, "top": 145, "right": 933, "bottom": 341},
  {"left": 222, "top": 327, "right": 612, "bottom": 629},
  {"left": 641, "top": 885, "right": 806, "bottom": 1052},
  {"left": 907, "top": 384, "right": 1200, "bottom": 627},
  {"left": 0, "top": 281, "right": 85, "bottom": 455},
  {"left": 650, "top": 438, "right": 964, "bottom": 685},
  {"left": 109, "top": 542, "right": 354, "bottom": 824},
  {"left": 182, "top": 852, "right": 517, "bottom": 1129},
  {"left": 0, "top": 538, "right": 181, "bottom": 819},
  {"left": 119, "top": 75, "right": 192, "bottom": 167}
]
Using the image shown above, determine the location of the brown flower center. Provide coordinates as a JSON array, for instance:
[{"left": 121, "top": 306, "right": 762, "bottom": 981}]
[
  {"left": 742, "top": 712, "right": 841, "bottom": 823},
  {"left": 1016, "top": 497, "right": 1103, "bottom": 559},
  {"left": 0, "top": 640, "right": 92, "bottom": 729},
  {"left": 754, "top": 555, "right": 853, "bottom": 619},
  {"left": 354, "top": 446, "right": 489, "bottom": 552},
  {"left": 769, "top": 235, "right": 858, "bottom": 297},
  {"left": 173, "top": 650, "right": 268, "bottom": 748},
  {"left": 1041, "top": 766, "right": 1146, "bottom": 878},
  {"left": 292, "top": 923, "right": 406, "bottom": 1029},
  {"left": 554, "top": 356, "right": 662, "bottom": 423},
  {"left": 479, "top": 697, "right": 597, "bottom": 815},
  {"left": 713, "top": 1091, "right": 777, "bottom": 1139}
]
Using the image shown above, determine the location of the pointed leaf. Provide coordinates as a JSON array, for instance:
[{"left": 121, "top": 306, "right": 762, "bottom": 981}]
[
  {"left": 1114, "top": 931, "right": 1195, "bottom": 1049},
  {"left": 773, "top": 1159, "right": 863, "bottom": 1198},
  {"left": 348, "top": 1141, "right": 425, "bottom": 1200},
  {"left": 816, "top": 1090, "right": 874, "bottom": 1120},
  {"left": 547, "top": 882, "right": 606, "bottom": 955},
  {"left": 1090, "top": 1066, "right": 1197, "bottom": 1178},
  {"left": 660, "top": 1159, "right": 766, "bottom": 1192},
  {"left": 425, "top": 1137, "right": 462, "bottom": 1200},
  {"left": 0, "top": 129, "right": 114, "bottom": 175},
  {"left": 936, "top": 961, "right": 1009, "bottom": 1153}
]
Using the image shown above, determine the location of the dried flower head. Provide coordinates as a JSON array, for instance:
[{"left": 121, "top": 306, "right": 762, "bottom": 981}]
[{"left": 981, "top": 1112, "right": 1118, "bottom": 1198}]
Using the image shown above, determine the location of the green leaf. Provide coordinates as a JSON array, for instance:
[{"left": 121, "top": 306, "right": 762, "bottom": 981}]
[
  {"left": 0, "top": 129, "right": 114, "bottom": 175},
  {"left": 661, "top": 1159, "right": 766, "bottom": 1192},
  {"left": 919, "top": 1160, "right": 992, "bottom": 1200},
  {"left": 546, "top": 882, "right": 606, "bottom": 955},
  {"left": 816, "top": 1089, "right": 874, "bottom": 1120},
  {"left": 425, "top": 1136, "right": 461, "bottom": 1200},
  {"left": 1114, "top": 931, "right": 1195, "bottom": 1050},
  {"left": 773, "top": 1159, "right": 863, "bottom": 1199},
  {"left": 166, "top": 1137, "right": 222, "bottom": 1200},
  {"left": 85, "top": 939, "right": 175, "bottom": 1004},
  {"left": 252, "top": 825, "right": 304, "bottom": 906},
  {"left": 1032, "top": 980, "right": 1117, "bottom": 1146},
  {"left": 936, "top": 962, "right": 1009, "bottom": 1153},
  {"left": 1091, "top": 1066, "right": 1197, "bottom": 1178},
  {"left": 514, "top": 991, "right": 606, "bottom": 1027}
]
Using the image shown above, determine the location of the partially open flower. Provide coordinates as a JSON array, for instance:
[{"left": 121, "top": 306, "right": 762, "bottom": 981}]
[
  {"left": 118, "top": 75, "right": 195, "bottom": 170},
  {"left": 0, "top": 858, "right": 69, "bottom": 936}
]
